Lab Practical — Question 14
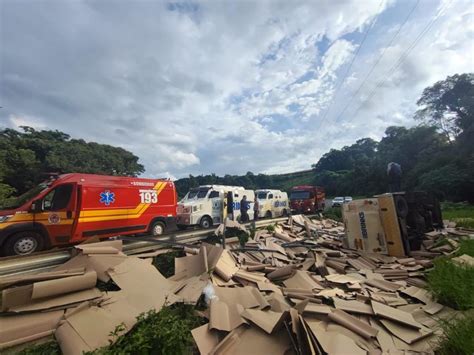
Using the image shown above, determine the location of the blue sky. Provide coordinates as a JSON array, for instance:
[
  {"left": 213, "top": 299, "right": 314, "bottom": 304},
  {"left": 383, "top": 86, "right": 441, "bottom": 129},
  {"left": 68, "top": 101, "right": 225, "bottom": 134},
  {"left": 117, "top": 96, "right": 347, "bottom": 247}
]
[{"left": 1, "top": 0, "right": 473, "bottom": 179}]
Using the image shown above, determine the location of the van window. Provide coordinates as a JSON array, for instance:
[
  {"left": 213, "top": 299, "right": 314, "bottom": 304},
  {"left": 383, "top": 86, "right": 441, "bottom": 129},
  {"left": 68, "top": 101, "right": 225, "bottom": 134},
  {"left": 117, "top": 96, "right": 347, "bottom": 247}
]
[
  {"left": 43, "top": 184, "right": 73, "bottom": 211},
  {"left": 268, "top": 194, "right": 274, "bottom": 199},
  {"left": 209, "top": 191, "right": 219, "bottom": 198},
  {"left": 234, "top": 193, "right": 239, "bottom": 197}
]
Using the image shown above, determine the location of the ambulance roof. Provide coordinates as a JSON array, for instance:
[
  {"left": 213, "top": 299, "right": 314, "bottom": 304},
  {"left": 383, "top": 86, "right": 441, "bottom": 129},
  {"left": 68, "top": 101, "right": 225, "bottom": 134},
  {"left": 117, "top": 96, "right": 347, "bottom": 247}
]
[{"left": 55, "top": 173, "right": 169, "bottom": 188}]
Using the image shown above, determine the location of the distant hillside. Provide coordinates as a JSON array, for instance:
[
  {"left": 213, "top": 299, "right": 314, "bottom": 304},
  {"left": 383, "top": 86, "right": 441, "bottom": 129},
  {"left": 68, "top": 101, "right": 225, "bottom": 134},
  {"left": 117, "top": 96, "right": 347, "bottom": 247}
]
[{"left": 174, "top": 169, "right": 315, "bottom": 198}]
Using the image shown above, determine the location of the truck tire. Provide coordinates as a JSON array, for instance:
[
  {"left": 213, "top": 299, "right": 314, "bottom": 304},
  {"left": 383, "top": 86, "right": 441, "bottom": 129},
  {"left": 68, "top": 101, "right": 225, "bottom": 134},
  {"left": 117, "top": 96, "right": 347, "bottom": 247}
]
[
  {"left": 394, "top": 196, "right": 409, "bottom": 218},
  {"left": 150, "top": 221, "right": 165, "bottom": 236},
  {"left": 3, "top": 231, "right": 44, "bottom": 256},
  {"left": 200, "top": 216, "right": 212, "bottom": 229},
  {"left": 265, "top": 211, "right": 272, "bottom": 219},
  {"left": 282, "top": 209, "right": 288, "bottom": 217}
]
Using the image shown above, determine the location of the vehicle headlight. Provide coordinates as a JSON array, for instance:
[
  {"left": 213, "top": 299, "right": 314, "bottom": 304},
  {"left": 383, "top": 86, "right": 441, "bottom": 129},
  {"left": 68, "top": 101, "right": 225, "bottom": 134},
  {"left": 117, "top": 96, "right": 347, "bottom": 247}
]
[{"left": 0, "top": 215, "right": 13, "bottom": 223}]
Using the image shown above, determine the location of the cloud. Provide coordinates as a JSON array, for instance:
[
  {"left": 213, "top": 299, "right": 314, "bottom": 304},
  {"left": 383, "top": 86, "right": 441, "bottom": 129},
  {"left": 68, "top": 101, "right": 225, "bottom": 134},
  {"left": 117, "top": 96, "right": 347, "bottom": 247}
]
[{"left": 0, "top": 0, "right": 472, "bottom": 179}]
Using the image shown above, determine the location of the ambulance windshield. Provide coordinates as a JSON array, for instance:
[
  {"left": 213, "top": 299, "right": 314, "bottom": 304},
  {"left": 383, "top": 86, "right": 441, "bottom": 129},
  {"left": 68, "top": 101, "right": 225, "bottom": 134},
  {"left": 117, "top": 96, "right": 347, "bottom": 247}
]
[
  {"left": 257, "top": 192, "right": 267, "bottom": 199},
  {"left": 0, "top": 183, "right": 49, "bottom": 210}
]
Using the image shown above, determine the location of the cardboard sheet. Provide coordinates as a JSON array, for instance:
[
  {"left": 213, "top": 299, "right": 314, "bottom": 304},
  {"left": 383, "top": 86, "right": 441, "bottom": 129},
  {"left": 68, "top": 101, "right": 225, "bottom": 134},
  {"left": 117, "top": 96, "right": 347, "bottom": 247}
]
[
  {"left": 380, "top": 318, "right": 433, "bottom": 344},
  {"left": 210, "top": 325, "right": 291, "bottom": 355},
  {"left": 213, "top": 286, "right": 263, "bottom": 309},
  {"left": 209, "top": 299, "right": 246, "bottom": 332},
  {"left": 371, "top": 301, "right": 423, "bottom": 329},
  {"left": 0, "top": 267, "right": 85, "bottom": 289},
  {"left": 108, "top": 257, "right": 178, "bottom": 312},
  {"left": 333, "top": 298, "right": 374, "bottom": 315},
  {"left": 241, "top": 309, "right": 287, "bottom": 334},
  {"left": 214, "top": 249, "right": 238, "bottom": 281},
  {"left": 0, "top": 310, "right": 64, "bottom": 349},
  {"left": 283, "top": 270, "right": 323, "bottom": 290},
  {"left": 32, "top": 270, "right": 97, "bottom": 299},
  {"left": 191, "top": 323, "right": 220, "bottom": 355}
]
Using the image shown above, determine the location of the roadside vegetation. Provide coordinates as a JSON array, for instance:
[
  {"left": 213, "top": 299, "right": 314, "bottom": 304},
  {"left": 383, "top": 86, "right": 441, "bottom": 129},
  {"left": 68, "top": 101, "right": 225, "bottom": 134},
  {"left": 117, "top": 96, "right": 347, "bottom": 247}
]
[
  {"left": 441, "top": 202, "right": 474, "bottom": 229},
  {"left": 427, "top": 239, "right": 474, "bottom": 354}
]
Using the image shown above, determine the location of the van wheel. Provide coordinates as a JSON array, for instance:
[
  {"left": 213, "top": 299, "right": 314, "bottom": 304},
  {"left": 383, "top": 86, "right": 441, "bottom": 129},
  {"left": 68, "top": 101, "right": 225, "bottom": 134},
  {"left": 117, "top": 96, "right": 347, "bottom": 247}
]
[
  {"left": 200, "top": 216, "right": 212, "bottom": 229},
  {"left": 150, "top": 221, "right": 165, "bottom": 236},
  {"left": 265, "top": 211, "right": 272, "bottom": 219},
  {"left": 3, "top": 231, "right": 44, "bottom": 256},
  {"left": 282, "top": 209, "right": 288, "bottom": 217}
]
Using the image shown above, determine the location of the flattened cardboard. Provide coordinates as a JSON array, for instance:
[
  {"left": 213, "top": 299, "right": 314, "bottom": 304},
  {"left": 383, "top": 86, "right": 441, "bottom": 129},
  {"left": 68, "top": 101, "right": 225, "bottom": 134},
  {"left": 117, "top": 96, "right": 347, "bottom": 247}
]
[
  {"left": 365, "top": 278, "right": 402, "bottom": 292},
  {"left": 210, "top": 325, "right": 291, "bottom": 355},
  {"left": 241, "top": 309, "right": 287, "bottom": 334},
  {"left": 327, "top": 309, "right": 378, "bottom": 339},
  {"left": 209, "top": 299, "right": 246, "bottom": 332},
  {"left": 175, "top": 245, "right": 208, "bottom": 278},
  {"left": 108, "top": 257, "right": 178, "bottom": 312},
  {"left": 306, "top": 320, "right": 366, "bottom": 355},
  {"left": 371, "top": 301, "right": 423, "bottom": 329},
  {"left": 0, "top": 310, "right": 63, "bottom": 349},
  {"left": 213, "top": 286, "right": 261, "bottom": 309},
  {"left": 214, "top": 249, "right": 238, "bottom": 281},
  {"left": 9, "top": 288, "right": 103, "bottom": 313},
  {"left": 174, "top": 276, "right": 208, "bottom": 304},
  {"left": 333, "top": 298, "right": 374, "bottom": 315},
  {"left": 191, "top": 323, "right": 220, "bottom": 355},
  {"left": 380, "top": 318, "right": 433, "bottom": 344},
  {"left": 0, "top": 267, "right": 85, "bottom": 289},
  {"left": 423, "top": 302, "right": 443, "bottom": 315},
  {"left": 283, "top": 270, "right": 323, "bottom": 290},
  {"left": 32, "top": 270, "right": 97, "bottom": 299},
  {"left": 399, "top": 286, "right": 433, "bottom": 304}
]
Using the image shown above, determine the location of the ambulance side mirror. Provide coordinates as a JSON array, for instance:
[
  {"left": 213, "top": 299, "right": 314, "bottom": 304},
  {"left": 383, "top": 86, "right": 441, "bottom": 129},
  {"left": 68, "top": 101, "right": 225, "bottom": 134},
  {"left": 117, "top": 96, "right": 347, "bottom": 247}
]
[{"left": 30, "top": 200, "right": 43, "bottom": 213}]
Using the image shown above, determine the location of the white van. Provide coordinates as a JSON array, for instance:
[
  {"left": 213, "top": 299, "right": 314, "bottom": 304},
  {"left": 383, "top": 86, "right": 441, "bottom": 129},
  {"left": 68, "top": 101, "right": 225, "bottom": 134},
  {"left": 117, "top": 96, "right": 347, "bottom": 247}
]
[
  {"left": 176, "top": 185, "right": 255, "bottom": 229},
  {"left": 255, "top": 189, "right": 289, "bottom": 218}
]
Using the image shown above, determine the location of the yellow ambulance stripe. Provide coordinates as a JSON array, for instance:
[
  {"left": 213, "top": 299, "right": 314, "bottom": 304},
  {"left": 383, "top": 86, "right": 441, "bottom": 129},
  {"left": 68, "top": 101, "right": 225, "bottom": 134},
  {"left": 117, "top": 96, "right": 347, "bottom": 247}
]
[{"left": 77, "top": 181, "right": 167, "bottom": 223}]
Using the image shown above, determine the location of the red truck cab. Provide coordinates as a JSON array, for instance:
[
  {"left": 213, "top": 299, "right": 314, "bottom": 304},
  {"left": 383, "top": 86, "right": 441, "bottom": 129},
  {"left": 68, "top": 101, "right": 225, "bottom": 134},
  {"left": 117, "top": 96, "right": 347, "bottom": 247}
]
[
  {"left": 290, "top": 185, "right": 325, "bottom": 214},
  {"left": 0, "top": 174, "right": 177, "bottom": 256}
]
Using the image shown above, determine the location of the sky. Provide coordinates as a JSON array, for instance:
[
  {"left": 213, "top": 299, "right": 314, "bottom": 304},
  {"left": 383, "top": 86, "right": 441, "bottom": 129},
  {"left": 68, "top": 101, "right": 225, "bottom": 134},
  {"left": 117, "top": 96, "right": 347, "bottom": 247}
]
[{"left": 1, "top": 0, "right": 473, "bottom": 179}]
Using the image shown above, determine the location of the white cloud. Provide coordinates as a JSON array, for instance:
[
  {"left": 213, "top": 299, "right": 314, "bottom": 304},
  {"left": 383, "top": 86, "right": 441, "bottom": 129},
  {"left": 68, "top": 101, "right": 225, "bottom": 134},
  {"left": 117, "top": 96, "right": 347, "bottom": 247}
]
[{"left": 0, "top": 0, "right": 471, "bottom": 178}]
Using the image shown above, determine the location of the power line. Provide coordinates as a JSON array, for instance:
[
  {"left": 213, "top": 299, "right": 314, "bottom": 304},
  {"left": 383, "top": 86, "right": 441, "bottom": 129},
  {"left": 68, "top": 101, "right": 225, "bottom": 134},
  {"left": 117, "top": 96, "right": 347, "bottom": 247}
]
[
  {"left": 331, "top": 0, "right": 420, "bottom": 124},
  {"left": 314, "top": 1, "right": 384, "bottom": 131},
  {"left": 340, "top": 0, "right": 453, "bottom": 122}
]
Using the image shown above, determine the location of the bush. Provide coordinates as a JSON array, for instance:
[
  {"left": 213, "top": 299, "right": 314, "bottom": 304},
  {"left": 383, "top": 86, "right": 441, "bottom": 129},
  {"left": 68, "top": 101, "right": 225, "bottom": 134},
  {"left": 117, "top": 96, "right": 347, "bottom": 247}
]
[
  {"left": 427, "top": 258, "right": 474, "bottom": 310},
  {"left": 91, "top": 304, "right": 205, "bottom": 355},
  {"left": 153, "top": 251, "right": 184, "bottom": 278},
  {"left": 436, "top": 311, "right": 474, "bottom": 355},
  {"left": 17, "top": 340, "right": 61, "bottom": 355}
]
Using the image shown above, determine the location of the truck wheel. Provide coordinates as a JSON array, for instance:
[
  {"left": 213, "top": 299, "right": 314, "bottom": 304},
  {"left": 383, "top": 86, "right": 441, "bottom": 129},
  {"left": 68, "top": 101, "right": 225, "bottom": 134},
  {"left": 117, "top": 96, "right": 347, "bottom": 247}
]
[
  {"left": 150, "top": 221, "right": 165, "bottom": 236},
  {"left": 200, "top": 216, "right": 212, "bottom": 229},
  {"left": 282, "top": 209, "right": 288, "bottom": 217},
  {"left": 265, "top": 211, "right": 272, "bottom": 219},
  {"left": 3, "top": 231, "right": 44, "bottom": 256},
  {"left": 394, "top": 196, "right": 409, "bottom": 218}
]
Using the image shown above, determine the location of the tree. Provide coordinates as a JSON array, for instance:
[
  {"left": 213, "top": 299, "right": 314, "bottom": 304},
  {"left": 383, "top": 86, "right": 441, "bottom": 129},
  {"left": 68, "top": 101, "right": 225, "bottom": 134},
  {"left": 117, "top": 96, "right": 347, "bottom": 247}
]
[
  {"left": 415, "top": 73, "right": 474, "bottom": 141},
  {"left": 0, "top": 127, "right": 145, "bottom": 197}
]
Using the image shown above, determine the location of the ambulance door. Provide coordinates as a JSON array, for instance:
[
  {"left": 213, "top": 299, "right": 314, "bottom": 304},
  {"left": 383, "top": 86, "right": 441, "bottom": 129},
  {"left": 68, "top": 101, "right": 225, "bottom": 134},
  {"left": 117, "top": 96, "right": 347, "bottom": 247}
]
[
  {"left": 39, "top": 183, "right": 77, "bottom": 244},
  {"left": 209, "top": 190, "right": 222, "bottom": 224}
]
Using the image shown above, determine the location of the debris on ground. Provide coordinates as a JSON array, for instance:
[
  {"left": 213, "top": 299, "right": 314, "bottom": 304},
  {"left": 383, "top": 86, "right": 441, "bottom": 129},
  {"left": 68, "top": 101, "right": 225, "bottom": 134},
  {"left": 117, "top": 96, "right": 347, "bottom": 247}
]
[{"left": 0, "top": 216, "right": 471, "bottom": 354}]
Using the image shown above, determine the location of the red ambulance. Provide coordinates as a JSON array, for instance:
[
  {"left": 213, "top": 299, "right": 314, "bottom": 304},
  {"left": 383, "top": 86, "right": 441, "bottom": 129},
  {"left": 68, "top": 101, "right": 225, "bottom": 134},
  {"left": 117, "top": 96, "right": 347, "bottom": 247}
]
[{"left": 0, "top": 174, "right": 177, "bottom": 256}]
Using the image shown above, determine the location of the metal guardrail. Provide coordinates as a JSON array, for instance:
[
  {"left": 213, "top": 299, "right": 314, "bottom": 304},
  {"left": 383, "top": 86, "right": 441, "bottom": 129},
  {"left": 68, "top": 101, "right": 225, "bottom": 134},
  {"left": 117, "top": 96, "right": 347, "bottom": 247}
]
[{"left": 0, "top": 217, "right": 290, "bottom": 277}]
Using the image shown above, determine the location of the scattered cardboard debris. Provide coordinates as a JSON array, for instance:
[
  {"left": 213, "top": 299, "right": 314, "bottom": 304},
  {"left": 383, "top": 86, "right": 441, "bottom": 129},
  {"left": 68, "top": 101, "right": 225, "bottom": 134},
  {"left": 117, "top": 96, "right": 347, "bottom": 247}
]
[{"left": 0, "top": 216, "right": 466, "bottom": 354}]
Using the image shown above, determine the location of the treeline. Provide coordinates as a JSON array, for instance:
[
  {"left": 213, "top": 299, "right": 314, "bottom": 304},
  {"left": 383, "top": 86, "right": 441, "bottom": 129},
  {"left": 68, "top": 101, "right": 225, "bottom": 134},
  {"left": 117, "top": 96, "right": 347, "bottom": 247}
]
[
  {"left": 0, "top": 127, "right": 144, "bottom": 200},
  {"left": 313, "top": 73, "right": 473, "bottom": 202}
]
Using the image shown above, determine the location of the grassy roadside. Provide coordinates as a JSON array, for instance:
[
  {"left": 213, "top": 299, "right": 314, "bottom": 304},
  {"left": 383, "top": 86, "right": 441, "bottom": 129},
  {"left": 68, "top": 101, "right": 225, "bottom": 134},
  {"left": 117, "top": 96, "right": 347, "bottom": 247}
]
[
  {"left": 441, "top": 202, "right": 474, "bottom": 229},
  {"left": 427, "top": 239, "right": 474, "bottom": 354}
]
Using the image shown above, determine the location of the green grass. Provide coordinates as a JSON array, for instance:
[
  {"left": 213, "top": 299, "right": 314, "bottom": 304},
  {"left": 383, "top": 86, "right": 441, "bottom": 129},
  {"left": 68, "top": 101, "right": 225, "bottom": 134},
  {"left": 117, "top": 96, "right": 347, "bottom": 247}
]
[
  {"left": 427, "top": 257, "right": 474, "bottom": 310},
  {"left": 441, "top": 202, "right": 474, "bottom": 229},
  {"left": 456, "top": 239, "right": 474, "bottom": 257},
  {"left": 436, "top": 311, "right": 474, "bottom": 355}
]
